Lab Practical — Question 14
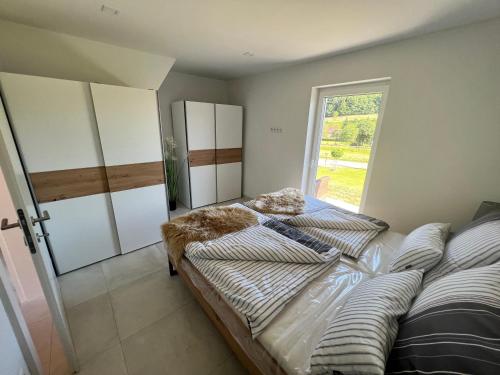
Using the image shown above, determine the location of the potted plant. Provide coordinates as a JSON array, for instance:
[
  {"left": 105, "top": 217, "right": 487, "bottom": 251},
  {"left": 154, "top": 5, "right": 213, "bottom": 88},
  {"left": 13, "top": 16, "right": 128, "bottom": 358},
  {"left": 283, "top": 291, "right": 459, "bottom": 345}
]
[{"left": 165, "top": 136, "right": 180, "bottom": 211}]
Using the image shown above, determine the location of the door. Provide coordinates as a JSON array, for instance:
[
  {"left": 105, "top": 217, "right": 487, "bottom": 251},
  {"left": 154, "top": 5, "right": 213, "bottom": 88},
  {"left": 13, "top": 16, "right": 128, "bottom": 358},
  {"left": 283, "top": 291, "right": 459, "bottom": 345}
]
[
  {"left": 185, "top": 102, "right": 216, "bottom": 208},
  {"left": 215, "top": 104, "right": 242, "bottom": 202},
  {"left": 0, "top": 95, "right": 79, "bottom": 372},
  {"left": 90, "top": 83, "right": 168, "bottom": 253},
  {"left": 0, "top": 73, "right": 120, "bottom": 273},
  {"left": 302, "top": 80, "right": 389, "bottom": 213}
]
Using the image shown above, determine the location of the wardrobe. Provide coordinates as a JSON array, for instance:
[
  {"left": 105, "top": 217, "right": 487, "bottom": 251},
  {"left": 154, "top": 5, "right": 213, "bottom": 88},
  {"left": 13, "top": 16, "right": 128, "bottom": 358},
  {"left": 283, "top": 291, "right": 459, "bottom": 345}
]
[
  {"left": 0, "top": 72, "right": 168, "bottom": 273},
  {"left": 172, "top": 101, "right": 243, "bottom": 209}
]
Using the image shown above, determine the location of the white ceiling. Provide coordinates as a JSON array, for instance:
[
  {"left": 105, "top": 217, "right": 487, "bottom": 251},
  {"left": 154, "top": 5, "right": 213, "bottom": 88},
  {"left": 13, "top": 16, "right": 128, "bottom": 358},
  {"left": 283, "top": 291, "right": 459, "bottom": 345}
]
[{"left": 1, "top": 0, "right": 499, "bottom": 79}]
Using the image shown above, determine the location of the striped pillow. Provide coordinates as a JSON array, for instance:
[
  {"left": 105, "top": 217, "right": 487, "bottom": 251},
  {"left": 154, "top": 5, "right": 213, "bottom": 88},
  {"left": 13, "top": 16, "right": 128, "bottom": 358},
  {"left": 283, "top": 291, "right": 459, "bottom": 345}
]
[
  {"left": 389, "top": 223, "right": 451, "bottom": 273},
  {"left": 310, "top": 270, "right": 423, "bottom": 375},
  {"left": 424, "top": 219, "right": 500, "bottom": 287},
  {"left": 387, "top": 262, "right": 500, "bottom": 374}
]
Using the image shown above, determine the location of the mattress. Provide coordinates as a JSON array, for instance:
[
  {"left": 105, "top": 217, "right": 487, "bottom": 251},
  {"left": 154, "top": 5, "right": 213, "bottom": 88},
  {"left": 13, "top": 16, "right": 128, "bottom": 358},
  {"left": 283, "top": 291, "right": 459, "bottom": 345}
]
[{"left": 191, "top": 229, "right": 404, "bottom": 374}]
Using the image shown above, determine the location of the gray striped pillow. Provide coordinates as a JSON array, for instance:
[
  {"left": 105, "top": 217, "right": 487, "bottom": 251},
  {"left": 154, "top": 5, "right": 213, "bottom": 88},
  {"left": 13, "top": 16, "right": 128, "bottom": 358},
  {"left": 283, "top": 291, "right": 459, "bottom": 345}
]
[
  {"left": 424, "top": 220, "right": 500, "bottom": 287},
  {"left": 310, "top": 270, "right": 423, "bottom": 375},
  {"left": 389, "top": 223, "right": 451, "bottom": 273}
]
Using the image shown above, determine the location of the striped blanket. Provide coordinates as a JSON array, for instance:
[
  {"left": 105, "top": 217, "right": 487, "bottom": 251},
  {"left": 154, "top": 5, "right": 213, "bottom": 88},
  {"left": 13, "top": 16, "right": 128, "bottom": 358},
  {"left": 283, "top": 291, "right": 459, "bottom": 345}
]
[
  {"left": 186, "top": 224, "right": 340, "bottom": 337},
  {"left": 282, "top": 208, "right": 389, "bottom": 258}
]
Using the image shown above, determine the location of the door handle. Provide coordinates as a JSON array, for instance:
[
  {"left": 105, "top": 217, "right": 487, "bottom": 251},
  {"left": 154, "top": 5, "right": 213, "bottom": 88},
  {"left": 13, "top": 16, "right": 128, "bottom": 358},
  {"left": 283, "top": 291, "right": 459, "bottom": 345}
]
[
  {"left": 36, "top": 232, "right": 50, "bottom": 242},
  {"left": 1, "top": 218, "right": 20, "bottom": 231},
  {"left": 31, "top": 210, "right": 51, "bottom": 226}
]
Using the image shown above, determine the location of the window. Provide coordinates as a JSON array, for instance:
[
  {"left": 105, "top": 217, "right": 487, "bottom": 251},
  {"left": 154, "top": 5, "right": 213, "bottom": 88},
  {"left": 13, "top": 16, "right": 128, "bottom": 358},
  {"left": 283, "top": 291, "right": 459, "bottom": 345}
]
[{"left": 302, "top": 80, "right": 389, "bottom": 212}]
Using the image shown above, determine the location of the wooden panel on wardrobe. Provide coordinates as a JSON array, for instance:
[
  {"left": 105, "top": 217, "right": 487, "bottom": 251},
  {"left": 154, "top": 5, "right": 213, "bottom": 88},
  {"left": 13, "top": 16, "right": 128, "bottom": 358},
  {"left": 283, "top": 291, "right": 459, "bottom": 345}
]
[
  {"left": 188, "top": 149, "right": 216, "bottom": 167},
  {"left": 106, "top": 161, "right": 165, "bottom": 192},
  {"left": 91, "top": 83, "right": 168, "bottom": 254},
  {"left": 0, "top": 73, "right": 121, "bottom": 273},
  {"left": 30, "top": 166, "right": 109, "bottom": 202},
  {"left": 216, "top": 148, "right": 242, "bottom": 164}
]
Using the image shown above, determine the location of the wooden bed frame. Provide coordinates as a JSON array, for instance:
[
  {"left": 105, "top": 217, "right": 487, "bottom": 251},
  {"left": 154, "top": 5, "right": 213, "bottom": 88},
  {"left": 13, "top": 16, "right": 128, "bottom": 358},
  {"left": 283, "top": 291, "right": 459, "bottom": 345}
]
[{"left": 170, "top": 257, "right": 288, "bottom": 375}]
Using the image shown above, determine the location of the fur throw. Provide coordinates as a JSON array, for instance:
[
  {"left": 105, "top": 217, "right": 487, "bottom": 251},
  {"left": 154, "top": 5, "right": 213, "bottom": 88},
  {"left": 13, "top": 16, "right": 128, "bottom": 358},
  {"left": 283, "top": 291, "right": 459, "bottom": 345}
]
[
  {"left": 161, "top": 206, "right": 258, "bottom": 266},
  {"left": 254, "top": 188, "right": 305, "bottom": 215}
]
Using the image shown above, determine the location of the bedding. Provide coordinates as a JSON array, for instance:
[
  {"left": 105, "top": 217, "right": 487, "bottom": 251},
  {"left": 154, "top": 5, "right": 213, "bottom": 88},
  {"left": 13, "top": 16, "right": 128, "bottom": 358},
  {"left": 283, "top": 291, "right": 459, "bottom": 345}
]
[
  {"left": 310, "top": 270, "right": 423, "bottom": 375},
  {"left": 387, "top": 262, "right": 500, "bottom": 374},
  {"left": 389, "top": 222, "right": 450, "bottom": 273},
  {"left": 185, "top": 224, "right": 341, "bottom": 337},
  {"left": 282, "top": 208, "right": 389, "bottom": 258},
  {"left": 254, "top": 187, "right": 305, "bottom": 215},
  {"left": 424, "top": 218, "right": 500, "bottom": 287}
]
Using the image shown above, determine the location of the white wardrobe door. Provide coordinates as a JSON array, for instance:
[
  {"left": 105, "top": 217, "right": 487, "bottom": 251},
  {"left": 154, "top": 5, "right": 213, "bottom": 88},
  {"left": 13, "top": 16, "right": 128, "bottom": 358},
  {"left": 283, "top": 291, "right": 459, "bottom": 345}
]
[
  {"left": 215, "top": 104, "right": 242, "bottom": 149},
  {"left": 90, "top": 83, "right": 162, "bottom": 164},
  {"left": 190, "top": 165, "right": 217, "bottom": 208},
  {"left": 217, "top": 162, "right": 242, "bottom": 203},
  {"left": 0, "top": 73, "right": 104, "bottom": 172},
  {"left": 90, "top": 83, "right": 167, "bottom": 253},
  {"left": 185, "top": 101, "right": 215, "bottom": 150},
  {"left": 0, "top": 73, "right": 120, "bottom": 273},
  {"left": 40, "top": 195, "right": 120, "bottom": 273},
  {"left": 110, "top": 185, "right": 168, "bottom": 253}
]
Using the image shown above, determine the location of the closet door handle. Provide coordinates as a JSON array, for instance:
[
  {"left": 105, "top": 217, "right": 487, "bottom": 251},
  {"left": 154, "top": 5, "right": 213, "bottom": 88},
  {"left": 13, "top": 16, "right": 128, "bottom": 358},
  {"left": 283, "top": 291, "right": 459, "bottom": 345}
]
[{"left": 31, "top": 210, "right": 51, "bottom": 225}]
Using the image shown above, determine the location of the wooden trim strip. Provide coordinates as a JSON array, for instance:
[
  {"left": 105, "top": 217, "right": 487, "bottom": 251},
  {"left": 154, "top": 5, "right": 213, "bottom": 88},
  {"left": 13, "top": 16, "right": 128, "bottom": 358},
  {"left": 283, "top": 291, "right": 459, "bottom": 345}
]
[
  {"left": 30, "top": 166, "right": 109, "bottom": 203},
  {"left": 106, "top": 161, "right": 165, "bottom": 193},
  {"left": 216, "top": 148, "right": 242, "bottom": 164},
  {"left": 188, "top": 149, "right": 216, "bottom": 167}
]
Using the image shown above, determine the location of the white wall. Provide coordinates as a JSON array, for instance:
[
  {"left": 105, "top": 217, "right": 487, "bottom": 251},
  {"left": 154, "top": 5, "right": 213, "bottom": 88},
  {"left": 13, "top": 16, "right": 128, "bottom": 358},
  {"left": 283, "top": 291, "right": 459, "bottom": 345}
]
[
  {"left": 158, "top": 71, "right": 228, "bottom": 138},
  {"left": 0, "top": 19, "right": 175, "bottom": 89},
  {"left": 0, "top": 290, "right": 28, "bottom": 375},
  {"left": 228, "top": 17, "right": 500, "bottom": 233}
]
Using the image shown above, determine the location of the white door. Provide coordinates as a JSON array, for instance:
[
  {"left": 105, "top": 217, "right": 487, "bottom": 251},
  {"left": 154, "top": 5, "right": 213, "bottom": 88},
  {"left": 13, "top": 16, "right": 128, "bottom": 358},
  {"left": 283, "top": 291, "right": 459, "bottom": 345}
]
[
  {"left": 215, "top": 104, "right": 242, "bottom": 202},
  {"left": 0, "top": 95, "right": 79, "bottom": 372},
  {"left": 0, "top": 73, "right": 120, "bottom": 273},
  {"left": 185, "top": 102, "right": 216, "bottom": 208},
  {"left": 90, "top": 83, "right": 168, "bottom": 253}
]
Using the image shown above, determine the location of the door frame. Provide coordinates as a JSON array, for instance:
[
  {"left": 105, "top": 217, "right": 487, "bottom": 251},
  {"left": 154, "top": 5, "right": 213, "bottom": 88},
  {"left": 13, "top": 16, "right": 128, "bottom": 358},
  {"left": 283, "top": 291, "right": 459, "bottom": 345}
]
[
  {"left": 301, "top": 78, "right": 390, "bottom": 212},
  {"left": 0, "top": 94, "right": 79, "bottom": 372}
]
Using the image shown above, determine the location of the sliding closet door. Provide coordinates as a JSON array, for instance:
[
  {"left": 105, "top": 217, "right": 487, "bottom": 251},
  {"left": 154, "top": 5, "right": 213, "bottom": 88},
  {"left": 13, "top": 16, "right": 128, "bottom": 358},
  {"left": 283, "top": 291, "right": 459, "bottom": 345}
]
[
  {"left": 90, "top": 83, "right": 168, "bottom": 254},
  {"left": 215, "top": 104, "right": 242, "bottom": 202},
  {"left": 0, "top": 73, "right": 120, "bottom": 273},
  {"left": 185, "top": 101, "right": 216, "bottom": 208}
]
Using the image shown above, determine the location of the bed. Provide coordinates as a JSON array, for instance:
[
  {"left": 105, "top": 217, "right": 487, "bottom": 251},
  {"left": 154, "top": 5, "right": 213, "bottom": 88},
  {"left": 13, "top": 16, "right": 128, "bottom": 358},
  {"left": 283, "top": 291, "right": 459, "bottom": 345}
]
[
  {"left": 165, "top": 197, "right": 500, "bottom": 375},
  {"left": 167, "top": 196, "right": 403, "bottom": 374}
]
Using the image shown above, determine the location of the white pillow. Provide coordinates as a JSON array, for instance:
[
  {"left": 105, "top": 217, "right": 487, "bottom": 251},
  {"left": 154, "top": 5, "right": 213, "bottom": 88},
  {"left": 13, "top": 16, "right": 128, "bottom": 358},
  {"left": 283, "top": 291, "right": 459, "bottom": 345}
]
[
  {"left": 389, "top": 223, "right": 451, "bottom": 273},
  {"left": 310, "top": 270, "right": 423, "bottom": 375},
  {"left": 424, "top": 220, "right": 500, "bottom": 287}
]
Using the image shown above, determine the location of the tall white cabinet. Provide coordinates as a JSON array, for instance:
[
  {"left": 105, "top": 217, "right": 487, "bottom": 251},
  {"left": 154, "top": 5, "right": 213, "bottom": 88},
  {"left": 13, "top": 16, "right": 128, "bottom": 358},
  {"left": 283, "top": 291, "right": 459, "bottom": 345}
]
[
  {"left": 0, "top": 72, "right": 168, "bottom": 273},
  {"left": 172, "top": 101, "right": 243, "bottom": 209}
]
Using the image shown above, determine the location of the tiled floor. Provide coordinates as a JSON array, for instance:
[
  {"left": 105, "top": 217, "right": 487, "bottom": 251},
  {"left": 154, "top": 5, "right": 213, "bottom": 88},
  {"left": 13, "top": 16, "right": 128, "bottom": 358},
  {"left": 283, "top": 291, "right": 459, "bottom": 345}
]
[{"left": 59, "top": 199, "right": 248, "bottom": 375}]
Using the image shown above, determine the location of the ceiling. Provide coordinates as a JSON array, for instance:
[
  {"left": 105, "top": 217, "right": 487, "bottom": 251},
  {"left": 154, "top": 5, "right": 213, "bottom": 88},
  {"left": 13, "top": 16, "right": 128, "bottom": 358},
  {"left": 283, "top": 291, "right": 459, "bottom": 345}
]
[{"left": 1, "top": 0, "right": 499, "bottom": 79}]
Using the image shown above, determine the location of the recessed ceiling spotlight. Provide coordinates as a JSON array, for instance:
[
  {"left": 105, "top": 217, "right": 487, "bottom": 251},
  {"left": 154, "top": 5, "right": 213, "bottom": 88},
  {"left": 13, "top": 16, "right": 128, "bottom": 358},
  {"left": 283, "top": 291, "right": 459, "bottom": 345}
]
[
  {"left": 101, "top": 5, "right": 120, "bottom": 15},
  {"left": 242, "top": 51, "right": 255, "bottom": 57}
]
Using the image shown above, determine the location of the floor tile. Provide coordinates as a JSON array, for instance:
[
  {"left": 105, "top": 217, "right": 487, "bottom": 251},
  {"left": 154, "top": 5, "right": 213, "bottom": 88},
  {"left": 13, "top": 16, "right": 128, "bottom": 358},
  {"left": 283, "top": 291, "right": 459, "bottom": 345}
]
[
  {"left": 67, "top": 294, "right": 120, "bottom": 364},
  {"left": 77, "top": 345, "right": 127, "bottom": 375},
  {"left": 101, "top": 243, "right": 169, "bottom": 290},
  {"left": 59, "top": 263, "right": 107, "bottom": 308},
  {"left": 209, "top": 352, "right": 249, "bottom": 375},
  {"left": 110, "top": 270, "right": 193, "bottom": 340},
  {"left": 122, "top": 301, "right": 231, "bottom": 375}
]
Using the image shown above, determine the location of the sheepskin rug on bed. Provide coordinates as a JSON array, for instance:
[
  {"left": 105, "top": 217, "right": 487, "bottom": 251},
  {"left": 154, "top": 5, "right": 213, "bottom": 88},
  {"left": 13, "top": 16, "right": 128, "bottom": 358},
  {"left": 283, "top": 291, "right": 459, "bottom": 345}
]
[
  {"left": 162, "top": 206, "right": 258, "bottom": 265},
  {"left": 254, "top": 187, "right": 305, "bottom": 215}
]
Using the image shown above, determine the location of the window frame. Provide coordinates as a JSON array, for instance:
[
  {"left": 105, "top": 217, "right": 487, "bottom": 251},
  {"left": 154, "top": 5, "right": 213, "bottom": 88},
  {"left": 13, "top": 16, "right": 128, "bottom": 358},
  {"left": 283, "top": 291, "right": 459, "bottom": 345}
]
[{"left": 301, "top": 78, "right": 390, "bottom": 212}]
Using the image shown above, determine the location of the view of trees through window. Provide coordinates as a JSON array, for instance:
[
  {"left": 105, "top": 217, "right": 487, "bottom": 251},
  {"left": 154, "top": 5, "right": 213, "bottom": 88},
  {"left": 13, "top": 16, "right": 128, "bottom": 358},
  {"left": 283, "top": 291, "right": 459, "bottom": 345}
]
[{"left": 315, "top": 93, "right": 382, "bottom": 212}]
